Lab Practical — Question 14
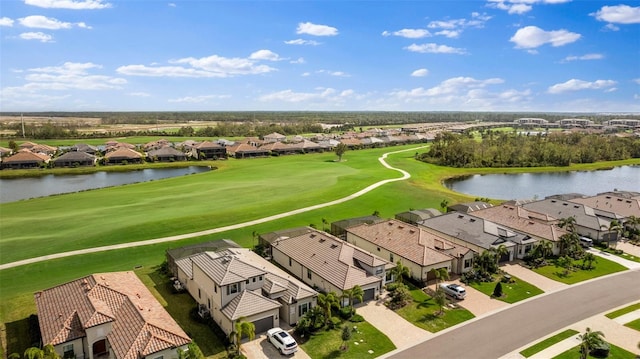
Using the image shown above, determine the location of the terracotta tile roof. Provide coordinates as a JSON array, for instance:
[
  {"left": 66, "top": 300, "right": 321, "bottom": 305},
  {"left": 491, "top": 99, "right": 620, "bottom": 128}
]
[
  {"left": 3, "top": 151, "right": 49, "bottom": 163},
  {"left": 221, "top": 290, "right": 281, "bottom": 320},
  {"left": 472, "top": 205, "right": 567, "bottom": 242},
  {"left": 347, "top": 219, "right": 456, "bottom": 266},
  {"left": 194, "top": 141, "right": 224, "bottom": 150},
  {"left": 104, "top": 147, "right": 142, "bottom": 159},
  {"left": 35, "top": 271, "right": 190, "bottom": 359},
  {"left": 272, "top": 230, "right": 388, "bottom": 291},
  {"left": 226, "top": 143, "right": 269, "bottom": 155}
]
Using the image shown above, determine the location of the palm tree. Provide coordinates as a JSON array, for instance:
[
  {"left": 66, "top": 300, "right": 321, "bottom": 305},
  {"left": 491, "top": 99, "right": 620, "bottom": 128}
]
[
  {"left": 578, "top": 327, "right": 605, "bottom": 359},
  {"left": 230, "top": 317, "right": 255, "bottom": 356},
  {"left": 534, "top": 240, "right": 553, "bottom": 259},
  {"left": 433, "top": 286, "right": 447, "bottom": 316},
  {"left": 559, "top": 233, "right": 582, "bottom": 258},
  {"left": 558, "top": 216, "right": 577, "bottom": 234},
  {"left": 341, "top": 285, "right": 364, "bottom": 314},
  {"left": 321, "top": 218, "right": 328, "bottom": 231},
  {"left": 440, "top": 199, "right": 449, "bottom": 212},
  {"left": 391, "top": 261, "right": 410, "bottom": 284},
  {"left": 23, "top": 345, "right": 59, "bottom": 359},
  {"left": 317, "top": 291, "right": 340, "bottom": 325},
  {"left": 582, "top": 252, "right": 597, "bottom": 270},
  {"left": 430, "top": 267, "right": 449, "bottom": 287},
  {"left": 493, "top": 244, "right": 510, "bottom": 266},
  {"left": 607, "top": 220, "right": 623, "bottom": 248}
]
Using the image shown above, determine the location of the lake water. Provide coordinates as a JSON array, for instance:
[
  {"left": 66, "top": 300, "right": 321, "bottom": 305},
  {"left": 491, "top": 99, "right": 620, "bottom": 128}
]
[
  {"left": 0, "top": 166, "right": 211, "bottom": 203},
  {"left": 444, "top": 165, "right": 640, "bottom": 200}
]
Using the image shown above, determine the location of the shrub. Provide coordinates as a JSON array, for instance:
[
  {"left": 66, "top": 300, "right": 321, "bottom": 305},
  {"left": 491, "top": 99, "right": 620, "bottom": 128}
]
[
  {"left": 349, "top": 314, "right": 364, "bottom": 323},
  {"left": 328, "top": 316, "right": 341, "bottom": 330},
  {"left": 590, "top": 341, "right": 610, "bottom": 358},
  {"left": 385, "top": 282, "right": 403, "bottom": 293},
  {"left": 339, "top": 307, "right": 353, "bottom": 320},
  {"left": 493, "top": 282, "right": 503, "bottom": 298}
]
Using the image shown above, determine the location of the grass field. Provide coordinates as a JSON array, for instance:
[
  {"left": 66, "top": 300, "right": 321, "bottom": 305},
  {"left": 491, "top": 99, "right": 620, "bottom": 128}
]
[
  {"left": 606, "top": 303, "right": 640, "bottom": 319},
  {"left": 532, "top": 256, "right": 628, "bottom": 284},
  {"left": 552, "top": 344, "right": 637, "bottom": 359},
  {"left": 519, "top": 329, "right": 579, "bottom": 358},
  {"left": 469, "top": 275, "right": 544, "bottom": 303},
  {"left": 0, "top": 143, "right": 637, "bottom": 357}
]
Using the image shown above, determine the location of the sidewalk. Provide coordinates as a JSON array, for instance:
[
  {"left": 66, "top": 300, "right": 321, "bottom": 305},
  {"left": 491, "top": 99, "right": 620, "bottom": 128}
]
[
  {"left": 502, "top": 261, "right": 568, "bottom": 293},
  {"left": 502, "top": 303, "right": 640, "bottom": 359},
  {"left": 587, "top": 247, "right": 640, "bottom": 270}
]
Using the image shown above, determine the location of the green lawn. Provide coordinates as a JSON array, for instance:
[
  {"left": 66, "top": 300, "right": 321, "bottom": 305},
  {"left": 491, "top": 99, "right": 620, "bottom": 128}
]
[
  {"left": 594, "top": 247, "right": 640, "bottom": 263},
  {"left": 469, "top": 275, "right": 544, "bottom": 303},
  {"left": 552, "top": 344, "right": 637, "bottom": 359},
  {"left": 519, "top": 329, "right": 579, "bottom": 358},
  {"left": 532, "top": 257, "right": 628, "bottom": 284},
  {"left": 299, "top": 320, "right": 396, "bottom": 359},
  {"left": 606, "top": 303, "right": 640, "bottom": 319},
  {"left": 394, "top": 283, "right": 475, "bottom": 332},
  {"left": 625, "top": 318, "right": 640, "bottom": 331}
]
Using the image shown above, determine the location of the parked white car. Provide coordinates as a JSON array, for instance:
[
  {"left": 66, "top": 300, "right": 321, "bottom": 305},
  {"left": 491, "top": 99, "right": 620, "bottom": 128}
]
[
  {"left": 439, "top": 283, "right": 466, "bottom": 300},
  {"left": 267, "top": 327, "right": 298, "bottom": 355}
]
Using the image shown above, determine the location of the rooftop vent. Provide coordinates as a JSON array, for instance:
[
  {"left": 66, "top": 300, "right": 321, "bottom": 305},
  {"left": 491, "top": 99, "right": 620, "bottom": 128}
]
[{"left": 330, "top": 244, "right": 338, "bottom": 249}]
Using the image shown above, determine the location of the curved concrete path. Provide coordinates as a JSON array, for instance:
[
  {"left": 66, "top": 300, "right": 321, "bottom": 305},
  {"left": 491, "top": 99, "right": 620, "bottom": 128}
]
[{"left": 0, "top": 146, "right": 426, "bottom": 271}]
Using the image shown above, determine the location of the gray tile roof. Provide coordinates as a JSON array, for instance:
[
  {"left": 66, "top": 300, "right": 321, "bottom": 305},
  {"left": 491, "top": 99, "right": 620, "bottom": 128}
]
[
  {"left": 189, "top": 252, "right": 266, "bottom": 285},
  {"left": 272, "top": 230, "right": 389, "bottom": 290},
  {"left": 520, "top": 198, "right": 612, "bottom": 231},
  {"left": 221, "top": 290, "right": 281, "bottom": 320},
  {"left": 472, "top": 205, "right": 567, "bottom": 242}
]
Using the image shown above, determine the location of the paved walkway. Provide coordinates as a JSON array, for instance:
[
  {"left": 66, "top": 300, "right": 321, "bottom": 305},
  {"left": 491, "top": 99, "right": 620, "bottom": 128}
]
[
  {"left": 0, "top": 146, "right": 427, "bottom": 271},
  {"left": 501, "top": 262, "right": 568, "bottom": 293},
  {"left": 587, "top": 247, "right": 640, "bottom": 270},
  {"left": 356, "top": 294, "right": 432, "bottom": 350}
]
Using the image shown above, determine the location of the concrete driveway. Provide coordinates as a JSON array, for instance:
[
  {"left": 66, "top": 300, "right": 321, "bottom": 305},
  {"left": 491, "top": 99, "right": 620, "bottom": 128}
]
[{"left": 242, "top": 332, "right": 311, "bottom": 359}]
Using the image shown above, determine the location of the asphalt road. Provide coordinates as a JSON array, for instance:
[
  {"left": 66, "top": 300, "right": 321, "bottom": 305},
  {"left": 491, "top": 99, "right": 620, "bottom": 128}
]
[{"left": 386, "top": 269, "right": 640, "bottom": 359}]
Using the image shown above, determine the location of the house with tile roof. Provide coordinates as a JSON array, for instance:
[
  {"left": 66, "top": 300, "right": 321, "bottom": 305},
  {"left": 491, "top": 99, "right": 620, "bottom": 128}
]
[
  {"left": 471, "top": 204, "right": 567, "bottom": 257},
  {"left": 104, "top": 148, "right": 143, "bottom": 165},
  {"left": 146, "top": 147, "right": 187, "bottom": 162},
  {"left": 568, "top": 191, "right": 640, "bottom": 220},
  {"left": 225, "top": 143, "right": 269, "bottom": 159},
  {"left": 418, "top": 212, "right": 524, "bottom": 263},
  {"left": 193, "top": 141, "right": 227, "bottom": 160},
  {"left": 2, "top": 151, "right": 50, "bottom": 169},
  {"left": 173, "top": 247, "right": 316, "bottom": 335},
  {"left": 270, "top": 229, "right": 393, "bottom": 303},
  {"left": 53, "top": 151, "right": 97, "bottom": 167},
  {"left": 34, "top": 271, "right": 191, "bottom": 359},
  {"left": 345, "top": 219, "right": 475, "bottom": 283},
  {"left": 395, "top": 208, "right": 441, "bottom": 226},
  {"left": 262, "top": 132, "right": 286, "bottom": 143}
]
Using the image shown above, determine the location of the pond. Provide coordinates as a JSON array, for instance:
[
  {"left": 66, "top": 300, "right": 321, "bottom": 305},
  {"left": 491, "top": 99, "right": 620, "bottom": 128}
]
[
  {"left": 0, "top": 166, "right": 211, "bottom": 203},
  {"left": 444, "top": 165, "right": 640, "bottom": 200}
]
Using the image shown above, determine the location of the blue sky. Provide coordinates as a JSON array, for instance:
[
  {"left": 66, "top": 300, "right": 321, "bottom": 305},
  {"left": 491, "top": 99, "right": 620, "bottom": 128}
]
[{"left": 1, "top": 0, "right": 639, "bottom": 112}]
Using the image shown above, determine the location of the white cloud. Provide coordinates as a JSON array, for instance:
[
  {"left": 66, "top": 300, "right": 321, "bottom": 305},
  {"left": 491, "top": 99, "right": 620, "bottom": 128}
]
[
  {"left": 168, "top": 95, "right": 231, "bottom": 103},
  {"left": 0, "top": 17, "right": 14, "bottom": 27},
  {"left": 382, "top": 28, "right": 431, "bottom": 38},
  {"left": 249, "top": 49, "right": 282, "bottom": 61},
  {"left": 510, "top": 26, "right": 581, "bottom": 49},
  {"left": 562, "top": 53, "right": 604, "bottom": 62},
  {"left": 411, "top": 68, "right": 429, "bottom": 77},
  {"left": 118, "top": 52, "right": 277, "bottom": 78},
  {"left": 591, "top": 5, "right": 640, "bottom": 24},
  {"left": 168, "top": 3, "right": 176, "bottom": 7},
  {"left": 284, "top": 38, "right": 321, "bottom": 45},
  {"left": 604, "top": 23, "right": 620, "bottom": 31},
  {"left": 290, "top": 57, "right": 305, "bottom": 64},
  {"left": 128, "top": 92, "right": 150, "bottom": 97},
  {"left": 486, "top": 0, "right": 570, "bottom": 15},
  {"left": 435, "top": 30, "right": 461, "bottom": 38},
  {"left": 634, "top": 79, "right": 640, "bottom": 85},
  {"left": 259, "top": 87, "right": 356, "bottom": 104},
  {"left": 547, "top": 79, "right": 617, "bottom": 94},
  {"left": 296, "top": 22, "right": 338, "bottom": 36},
  {"left": 317, "top": 70, "right": 350, "bottom": 77},
  {"left": 24, "top": 0, "right": 112, "bottom": 9},
  {"left": 19, "top": 32, "right": 54, "bottom": 42},
  {"left": 405, "top": 43, "right": 466, "bottom": 54},
  {"left": 18, "top": 15, "right": 91, "bottom": 30}
]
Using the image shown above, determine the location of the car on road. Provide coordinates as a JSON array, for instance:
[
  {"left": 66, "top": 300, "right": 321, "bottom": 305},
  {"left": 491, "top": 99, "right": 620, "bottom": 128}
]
[
  {"left": 267, "top": 327, "right": 298, "bottom": 355},
  {"left": 439, "top": 283, "right": 466, "bottom": 300}
]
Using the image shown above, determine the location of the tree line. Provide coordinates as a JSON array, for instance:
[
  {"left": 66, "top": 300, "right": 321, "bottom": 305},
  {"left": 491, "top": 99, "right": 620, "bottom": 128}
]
[{"left": 419, "top": 131, "right": 640, "bottom": 168}]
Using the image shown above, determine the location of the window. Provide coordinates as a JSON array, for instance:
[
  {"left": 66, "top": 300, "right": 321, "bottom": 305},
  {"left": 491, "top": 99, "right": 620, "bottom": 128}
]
[
  {"left": 227, "top": 283, "right": 239, "bottom": 295},
  {"left": 214, "top": 285, "right": 217, "bottom": 293},
  {"left": 259, "top": 275, "right": 262, "bottom": 281},
  {"left": 198, "top": 288, "right": 201, "bottom": 299},
  {"left": 307, "top": 269, "right": 312, "bottom": 280},
  {"left": 63, "top": 344, "right": 73, "bottom": 358},
  {"left": 252, "top": 277, "right": 256, "bottom": 282},
  {"left": 289, "top": 257, "right": 292, "bottom": 266},
  {"left": 375, "top": 268, "right": 383, "bottom": 275},
  {"left": 377, "top": 247, "right": 380, "bottom": 251},
  {"left": 298, "top": 302, "right": 309, "bottom": 316},
  {"left": 389, "top": 253, "right": 394, "bottom": 262},
  {"left": 385, "top": 271, "right": 392, "bottom": 281},
  {"left": 207, "top": 298, "right": 211, "bottom": 309},
  {"left": 464, "top": 259, "right": 472, "bottom": 269},
  {"left": 246, "top": 279, "right": 249, "bottom": 284}
]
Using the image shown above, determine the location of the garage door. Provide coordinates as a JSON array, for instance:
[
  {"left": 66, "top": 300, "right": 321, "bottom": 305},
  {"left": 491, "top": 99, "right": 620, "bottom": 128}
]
[
  {"left": 362, "top": 288, "right": 375, "bottom": 302},
  {"left": 252, "top": 316, "right": 273, "bottom": 334}
]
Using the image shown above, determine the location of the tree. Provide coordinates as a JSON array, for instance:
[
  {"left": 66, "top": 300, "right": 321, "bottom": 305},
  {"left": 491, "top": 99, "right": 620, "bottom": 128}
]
[
  {"left": 578, "top": 327, "right": 605, "bottom": 359},
  {"left": 535, "top": 240, "right": 554, "bottom": 259},
  {"left": 341, "top": 285, "right": 364, "bottom": 315},
  {"left": 178, "top": 343, "right": 205, "bottom": 359},
  {"left": 321, "top": 218, "right": 328, "bottom": 231},
  {"left": 492, "top": 244, "right": 510, "bottom": 266},
  {"left": 229, "top": 317, "right": 255, "bottom": 356},
  {"left": 433, "top": 286, "right": 447, "bottom": 315},
  {"left": 440, "top": 199, "right": 449, "bottom": 212},
  {"left": 493, "top": 282, "right": 503, "bottom": 298},
  {"left": 341, "top": 325, "right": 352, "bottom": 351},
  {"left": 389, "top": 284, "right": 412, "bottom": 309},
  {"left": 559, "top": 233, "right": 582, "bottom": 258},
  {"left": 558, "top": 216, "right": 577, "bottom": 233},
  {"left": 23, "top": 345, "right": 59, "bottom": 359},
  {"left": 317, "top": 291, "right": 340, "bottom": 325},
  {"left": 334, "top": 143, "right": 348, "bottom": 162},
  {"left": 606, "top": 219, "right": 623, "bottom": 248},
  {"left": 581, "top": 252, "right": 597, "bottom": 270},
  {"left": 555, "top": 255, "right": 573, "bottom": 277},
  {"left": 391, "top": 261, "right": 410, "bottom": 284},
  {"left": 430, "top": 267, "right": 449, "bottom": 286}
]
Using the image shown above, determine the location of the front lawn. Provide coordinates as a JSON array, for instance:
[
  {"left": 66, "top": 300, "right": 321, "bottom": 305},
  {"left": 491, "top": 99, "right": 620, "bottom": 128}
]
[
  {"left": 394, "top": 283, "right": 475, "bottom": 332},
  {"left": 469, "top": 275, "right": 544, "bottom": 303},
  {"left": 606, "top": 303, "right": 640, "bottom": 319},
  {"left": 299, "top": 320, "right": 396, "bottom": 359},
  {"left": 624, "top": 318, "right": 640, "bottom": 331},
  {"left": 532, "top": 257, "right": 627, "bottom": 284},
  {"left": 552, "top": 344, "right": 636, "bottom": 359},
  {"left": 519, "top": 329, "right": 579, "bottom": 358},
  {"left": 594, "top": 246, "right": 640, "bottom": 263}
]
